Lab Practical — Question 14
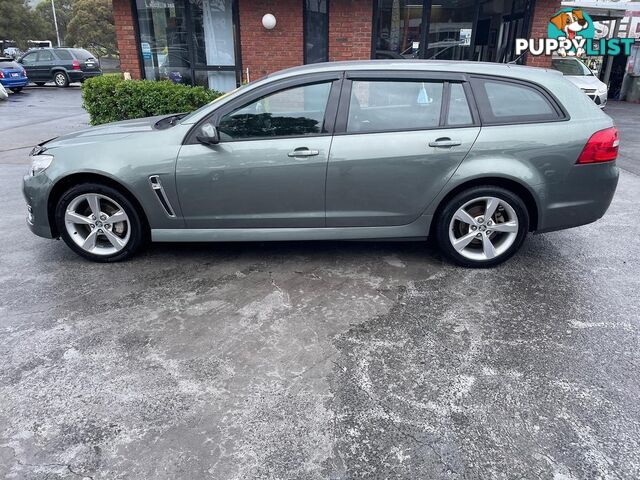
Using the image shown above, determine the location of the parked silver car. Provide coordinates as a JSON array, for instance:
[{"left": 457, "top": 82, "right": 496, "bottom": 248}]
[
  {"left": 551, "top": 57, "right": 608, "bottom": 108},
  {"left": 23, "top": 61, "right": 619, "bottom": 267}
]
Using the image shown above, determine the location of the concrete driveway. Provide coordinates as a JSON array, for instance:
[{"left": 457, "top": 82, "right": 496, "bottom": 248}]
[{"left": 1, "top": 90, "right": 639, "bottom": 479}]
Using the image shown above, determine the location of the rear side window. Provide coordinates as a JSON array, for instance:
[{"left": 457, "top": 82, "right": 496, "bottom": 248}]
[
  {"left": 347, "top": 80, "right": 444, "bottom": 133},
  {"left": 471, "top": 78, "right": 562, "bottom": 124},
  {"left": 37, "top": 51, "right": 54, "bottom": 62},
  {"left": 447, "top": 83, "right": 473, "bottom": 126},
  {"left": 71, "top": 49, "right": 94, "bottom": 60},
  {"left": 53, "top": 49, "right": 73, "bottom": 60}
]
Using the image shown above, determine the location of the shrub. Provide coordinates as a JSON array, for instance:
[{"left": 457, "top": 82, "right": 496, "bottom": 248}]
[{"left": 82, "top": 74, "right": 222, "bottom": 125}]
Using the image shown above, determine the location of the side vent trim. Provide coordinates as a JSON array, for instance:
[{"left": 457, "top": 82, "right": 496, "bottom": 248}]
[{"left": 149, "top": 175, "right": 176, "bottom": 218}]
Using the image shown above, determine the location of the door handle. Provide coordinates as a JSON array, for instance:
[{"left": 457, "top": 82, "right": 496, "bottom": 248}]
[
  {"left": 288, "top": 148, "right": 320, "bottom": 158},
  {"left": 429, "top": 138, "right": 462, "bottom": 148}
]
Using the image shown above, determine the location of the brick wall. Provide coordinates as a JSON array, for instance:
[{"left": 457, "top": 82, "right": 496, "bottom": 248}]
[
  {"left": 526, "top": 0, "right": 560, "bottom": 68},
  {"left": 239, "top": 0, "right": 303, "bottom": 81},
  {"left": 112, "top": 0, "right": 142, "bottom": 79},
  {"left": 329, "top": 0, "right": 373, "bottom": 61}
]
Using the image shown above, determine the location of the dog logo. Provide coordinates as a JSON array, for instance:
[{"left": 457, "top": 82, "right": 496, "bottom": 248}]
[{"left": 548, "top": 8, "right": 594, "bottom": 57}]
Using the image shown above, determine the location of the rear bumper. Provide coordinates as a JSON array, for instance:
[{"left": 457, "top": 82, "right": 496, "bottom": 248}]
[
  {"left": 536, "top": 162, "right": 619, "bottom": 233},
  {"left": 0, "top": 77, "right": 29, "bottom": 88},
  {"left": 68, "top": 70, "right": 102, "bottom": 82}
]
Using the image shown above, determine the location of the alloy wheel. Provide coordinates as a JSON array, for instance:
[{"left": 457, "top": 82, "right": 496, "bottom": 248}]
[
  {"left": 55, "top": 73, "right": 67, "bottom": 86},
  {"left": 448, "top": 196, "right": 519, "bottom": 261},
  {"left": 64, "top": 193, "right": 131, "bottom": 255}
]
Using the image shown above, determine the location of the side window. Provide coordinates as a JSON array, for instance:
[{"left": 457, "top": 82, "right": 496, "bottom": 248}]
[
  {"left": 37, "top": 51, "right": 54, "bottom": 62},
  {"left": 347, "top": 80, "right": 443, "bottom": 133},
  {"left": 473, "top": 78, "right": 560, "bottom": 124},
  {"left": 218, "top": 82, "right": 332, "bottom": 140},
  {"left": 21, "top": 53, "right": 37, "bottom": 65},
  {"left": 53, "top": 49, "right": 73, "bottom": 60},
  {"left": 447, "top": 83, "right": 473, "bottom": 126}
]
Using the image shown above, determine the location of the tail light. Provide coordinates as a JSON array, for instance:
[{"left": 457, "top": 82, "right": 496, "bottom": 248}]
[
  {"left": 576, "top": 127, "right": 619, "bottom": 164},
  {"left": 0, "top": 71, "right": 4, "bottom": 79},
  {"left": 21, "top": 68, "right": 26, "bottom": 77},
  {"left": 72, "top": 59, "right": 81, "bottom": 70}
]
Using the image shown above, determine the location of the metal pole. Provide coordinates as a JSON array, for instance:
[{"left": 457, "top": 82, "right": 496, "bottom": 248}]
[{"left": 51, "top": 0, "right": 61, "bottom": 47}]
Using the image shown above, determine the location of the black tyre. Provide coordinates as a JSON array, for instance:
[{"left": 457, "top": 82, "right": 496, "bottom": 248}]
[
  {"left": 10, "top": 87, "right": 23, "bottom": 93},
  {"left": 53, "top": 71, "right": 69, "bottom": 87},
  {"left": 55, "top": 183, "right": 147, "bottom": 262},
  {"left": 435, "top": 186, "right": 529, "bottom": 268}
]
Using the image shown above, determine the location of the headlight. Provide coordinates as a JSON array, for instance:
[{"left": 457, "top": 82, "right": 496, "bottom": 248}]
[
  {"left": 598, "top": 85, "right": 608, "bottom": 94},
  {"left": 29, "top": 154, "right": 54, "bottom": 176}
]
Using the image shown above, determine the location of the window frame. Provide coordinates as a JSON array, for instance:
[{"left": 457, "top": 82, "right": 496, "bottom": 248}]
[
  {"left": 185, "top": 72, "right": 344, "bottom": 145},
  {"left": 469, "top": 75, "right": 569, "bottom": 125},
  {"left": 334, "top": 70, "right": 481, "bottom": 135}
]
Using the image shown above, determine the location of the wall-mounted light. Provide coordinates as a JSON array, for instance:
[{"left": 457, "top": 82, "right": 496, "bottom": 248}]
[{"left": 262, "top": 14, "right": 277, "bottom": 30}]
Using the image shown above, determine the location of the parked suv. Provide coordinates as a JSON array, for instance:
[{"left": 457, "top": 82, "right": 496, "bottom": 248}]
[
  {"left": 18, "top": 48, "right": 101, "bottom": 87},
  {"left": 23, "top": 61, "right": 619, "bottom": 267}
]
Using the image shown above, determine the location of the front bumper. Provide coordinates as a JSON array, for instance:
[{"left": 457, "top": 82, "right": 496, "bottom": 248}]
[
  {"left": 537, "top": 162, "right": 619, "bottom": 233},
  {"left": 23, "top": 172, "right": 56, "bottom": 239}
]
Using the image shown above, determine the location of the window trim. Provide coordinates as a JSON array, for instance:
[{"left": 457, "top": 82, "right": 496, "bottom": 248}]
[
  {"left": 469, "top": 75, "right": 569, "bottom": 126},
  {"left": 185, "top": 72, "right": 344, "bottom": 144},
  {"left": 303, "top": 0, "right": 329, "bottom": 64},
  {"left": 334, "top": 71, "right": 480, "bottom": 136}
]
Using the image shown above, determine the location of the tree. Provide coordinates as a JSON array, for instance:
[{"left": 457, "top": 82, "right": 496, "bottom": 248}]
[
  {"left": 65, "top": 0, "right": 117, "bottom": 57},
  {"left": 0, "top": 0, "right": 51, "bottom": 50},
  {"left": 35, "top": 0, "right": 75, "bottom": 46}
]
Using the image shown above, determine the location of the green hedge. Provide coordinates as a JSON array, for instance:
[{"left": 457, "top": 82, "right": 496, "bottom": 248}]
[{"left": 81, "top": 74, "right": 222, "bottom": 125}]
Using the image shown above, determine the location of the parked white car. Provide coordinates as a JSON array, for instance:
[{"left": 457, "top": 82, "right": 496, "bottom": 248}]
[
  {"left": 0, "top": 82, "right": 8, "bottom": 101},
  {"left": 551, "top": 57, "right": 608, "bottom": 108}
]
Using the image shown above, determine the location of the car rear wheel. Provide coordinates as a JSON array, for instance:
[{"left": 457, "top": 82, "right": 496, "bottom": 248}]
[
  {"left": 55, "top": 183, "right": 146, "bottom": 262},
  {"left": 53, "top": 72, "right": 69, "bottom": 87},
  {"left": 435, "top": 186, "right": 529, "bottom": 268}
]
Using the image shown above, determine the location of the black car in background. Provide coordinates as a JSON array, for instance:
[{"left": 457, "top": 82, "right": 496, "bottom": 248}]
[{"left": 18, "top": 48, "right": 102, "bottom": 87}]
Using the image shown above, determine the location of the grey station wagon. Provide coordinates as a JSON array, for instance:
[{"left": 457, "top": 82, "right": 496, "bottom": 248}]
[{"left": 23, "top": 61, "right": 619, "bottom": 267}]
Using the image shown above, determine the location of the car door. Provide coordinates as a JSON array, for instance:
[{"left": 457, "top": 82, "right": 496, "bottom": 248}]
[
  {"left": 36, "top": 50, "right": 55, "bottom": 80},
  {"left": 326, "top": 72, "right": 481, "bottom": 227},
  {"left": 176, "top": 73, "right": 342, "bottom": 229},
  {"left": 19, "top": 52, "right": 38, "bottom": 80}
]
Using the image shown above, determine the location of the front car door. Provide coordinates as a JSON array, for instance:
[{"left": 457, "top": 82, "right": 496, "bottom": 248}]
[
  {"left": 326, "top": 71, "right": 481, "bottom": 227},
  {"left": 19, "top": 52, "right": 38, "bottom": 80},
  {"left": 176, "top": 73, "right": 342, "bottom": 229}
]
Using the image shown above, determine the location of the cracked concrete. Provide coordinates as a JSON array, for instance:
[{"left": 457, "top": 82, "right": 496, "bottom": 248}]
[{"left": 0, "top": 93, "right": 639, "bottom": 479}]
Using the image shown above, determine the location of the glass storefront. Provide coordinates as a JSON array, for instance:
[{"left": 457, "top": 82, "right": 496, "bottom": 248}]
[
  {"left": 373, "top": 0, "right": 532, "bottom": 63},
  {"left": 135, "top": 0, "right": 239, "bottom": 91}
]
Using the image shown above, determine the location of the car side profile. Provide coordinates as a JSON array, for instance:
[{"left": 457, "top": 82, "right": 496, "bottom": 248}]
[
  {"left": 23, "top": 61, "right": 619, "bottom": 267},
  {"left": 18, "top": 48, "right": 102, "bottom": 87}
]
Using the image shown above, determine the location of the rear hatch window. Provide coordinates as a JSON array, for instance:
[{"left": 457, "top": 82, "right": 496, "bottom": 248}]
[{"left": 0, "top": 58, "right": 21, "bottom": 70}]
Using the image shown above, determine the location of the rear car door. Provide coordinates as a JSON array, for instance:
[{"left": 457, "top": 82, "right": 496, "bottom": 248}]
[
  {"left": 176, "top": 73, "right": 341, "bottom": 229},
  {"left": 36, "top": 50, "right": 55, "bottom": 80},
  {"left": 326, "top": 72, "right": 481, "bottom": 227}
]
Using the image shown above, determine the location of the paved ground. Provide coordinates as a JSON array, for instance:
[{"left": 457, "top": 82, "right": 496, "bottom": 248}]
[{"left": 1, "top": 90, "right": 639, "bottom": 479}]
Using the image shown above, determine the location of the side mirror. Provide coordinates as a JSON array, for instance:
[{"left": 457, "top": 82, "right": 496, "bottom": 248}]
[{"left": 196, "top": 123, "right": 219, "bottom": 146}]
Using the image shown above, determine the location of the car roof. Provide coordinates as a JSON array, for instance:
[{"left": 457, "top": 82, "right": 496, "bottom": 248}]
[{"left": 265, "top": 60, "right": 562, "bottom": 84}]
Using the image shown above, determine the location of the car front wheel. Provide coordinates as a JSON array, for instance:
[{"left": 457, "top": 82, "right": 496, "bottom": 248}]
[
  {"left": 55, "top": 183, "right": 146, "bottom": 262},
  {"left": 436, "top": 186, "right": 529, "bottom": 268},
  {"left": 53, "top": 72, "right": 69, "bottom": 87}
]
